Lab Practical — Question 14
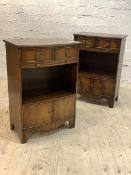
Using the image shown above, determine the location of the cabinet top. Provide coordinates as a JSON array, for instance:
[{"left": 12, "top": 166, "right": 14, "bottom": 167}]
[
  {"left": 3, "top": 38, "right": 80, "bottom": 47},
  {"left": 74, "top": 32, "right": 127, "bottom": 39}
]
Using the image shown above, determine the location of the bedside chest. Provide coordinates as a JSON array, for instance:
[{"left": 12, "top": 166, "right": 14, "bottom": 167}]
[
  {"left": 4, "top": 38, "right": 80, "bottom": 143},
  {"left": 74, "top": 32, "right": 126, "bottom": 108}
]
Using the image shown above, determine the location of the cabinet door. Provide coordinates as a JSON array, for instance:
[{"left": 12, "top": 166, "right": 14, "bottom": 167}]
[
  {"left": 92, "top": 77, "right": 115, "bottom": 98},
  {"left": 78, "top": 74, "right": 92, "bottom": 95},
  {"left": 53, "top": 95, "right": 75, "bottom": 122},
  {"left": 55, "top": 47, "right": 78, "bottom": 64},
  {"left": 23, "top": 102, "right": 52, "bottom": 128}
]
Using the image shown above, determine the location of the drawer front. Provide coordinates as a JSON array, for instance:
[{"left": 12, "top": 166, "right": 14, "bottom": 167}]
[
  {"left": 75, "top": 36, "right": 120, "bottom": 52},
  {"left": 110, "top": 40, "right": 120, "bottom": 50},
  {"left": 78, "top": 74, "right": 92, "bottom": 94},
  {"left": 23, "top": 102, "right": 52, "bottom": 128},
  {"left": 21, "top": 48, "right": 53, "bottom": 67},
  {"left": 92, "top": 77, "right": 115, "bottom": 97},
  {"left": 53, "top": 95, "right": 75, "bottom": 122},
  {"left": 55, "top": 47, "right": 78, "bottom": 63},
  {"left": 96, "top": 38, "right": 120, "bottom": 50},
  {"left": 76, "top": 37, "right": 95, "bottom": 48}
]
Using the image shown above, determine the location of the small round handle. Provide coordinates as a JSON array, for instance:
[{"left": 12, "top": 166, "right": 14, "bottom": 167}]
[
  {"left": 65, "top": 59, "right": 68, "bottom": 64},
  {"left": 105, "top": 41, "right": 110, "bottom": 48},
  {"left": 82, "top": 40, "right": 86, "bottom": 45},
  {"left": 37, "top": 62, "right": 40, "bottom": 67},
  {"left": 65, "top": 49, "right": 70, "bottom": 58}
]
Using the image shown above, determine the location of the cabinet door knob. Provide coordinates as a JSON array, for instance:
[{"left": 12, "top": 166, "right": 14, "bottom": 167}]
[
  {"left": 36, "top": 62, "right": 40, "bottom": 67},
  {"left": 53, "top": 109, "right": 56, "bottom": 113},
  {"left": 65, "top": 59, "right": 68, "bottom": 64}
]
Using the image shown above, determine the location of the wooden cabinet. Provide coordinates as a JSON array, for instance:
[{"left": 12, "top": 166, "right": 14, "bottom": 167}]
[
  {"left": 74, "top": 32, "right": 126, "bottom": 107},
  {"left": 4, "top": 38, "right": 80, "bottom": 143}
]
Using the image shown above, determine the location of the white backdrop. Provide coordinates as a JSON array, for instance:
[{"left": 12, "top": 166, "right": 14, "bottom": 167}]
[{"left": 0, "top": 0, "right": 131, "bottom": 82}]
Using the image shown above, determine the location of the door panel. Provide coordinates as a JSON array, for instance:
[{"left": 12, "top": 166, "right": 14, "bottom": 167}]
[
  {"left": 92, "top": 78, "right": 115, "bottom": 97},
  {"left": 23, "top": 102, "right": 52, "bottom": 128},
  {"left": 53, "top": 95, "right": 75, "bottom": 121},
  {"left": 78, "top": 74, "right": 92, "bottom": 95}
]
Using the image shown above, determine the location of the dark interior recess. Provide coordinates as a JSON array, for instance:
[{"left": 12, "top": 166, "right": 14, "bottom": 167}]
[
  {"left": 79, "top": 50, "right": 119, "bottom": 76},
  {"left": 22, "top": 63, "right": 77, "bottom": 101}
]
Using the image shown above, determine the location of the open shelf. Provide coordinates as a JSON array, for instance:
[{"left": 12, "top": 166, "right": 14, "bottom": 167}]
[
  {"left": 22, "top": 63, "right": 77, "bottom": 105},
  {"left": 79, "top": 71, "right": 115, "bottom": 79},
  {"left": 79, "top": 50, "right": 118, "bottom": 77},
  {"left": 23, "top": 90, "right": 75, "bottom": 105}
]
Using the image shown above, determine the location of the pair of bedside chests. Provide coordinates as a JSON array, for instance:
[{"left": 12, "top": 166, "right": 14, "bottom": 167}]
[{"left": 4, "top": 32, "right": 126, "bottom": 143}]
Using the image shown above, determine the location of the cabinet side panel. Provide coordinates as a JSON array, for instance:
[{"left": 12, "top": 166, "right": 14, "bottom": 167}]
[
  {"left": 114, "top": 38, "right": 126, "bottom": 99},
  {"left": 5, "top": 43, "right": 22, "bottom": 132}
]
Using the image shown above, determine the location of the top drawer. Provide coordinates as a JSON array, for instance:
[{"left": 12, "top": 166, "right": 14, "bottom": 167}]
[
  {"left": 21, "top": 48, "right": 53, "bottom": 67},
  {"left": 75, "top": 36, "right": 120, "bottom": 52},
  {"left": 55, "top": 46, "right": 78, "bottom": 63},
  {"left": 21, "top": 46, "right": 78, "bottom": 68}
]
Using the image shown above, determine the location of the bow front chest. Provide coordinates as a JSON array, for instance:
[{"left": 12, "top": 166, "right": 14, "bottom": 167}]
[
  {"left": 74, "top": 32, "right": 126, "bottom": 107},
  {"left": 4, "top": 38, "right": 80, "bottom": 143}
]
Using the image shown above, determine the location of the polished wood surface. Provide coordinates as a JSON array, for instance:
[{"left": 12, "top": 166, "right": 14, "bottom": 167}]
[
  {"left": 74, "top": 32, "right": 126, "bottom": 107},
  {"left": 1, "top": 79, "right": 131, "bottom": 175},
  {"left": 74, "top": 32, "right": 127, "bottom": 39},
  {"left": 4, "top": 38, "right": 80, "bottom": 143},
  {"left": 4, "top": 38, "right": 80, "bottom": 47}
]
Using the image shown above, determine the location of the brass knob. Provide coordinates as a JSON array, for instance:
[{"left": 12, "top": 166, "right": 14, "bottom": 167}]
[
  {"left": 35, "top": 51, "right": 40, "bottom": 59},
  {"left": 105, "top": 41, "right": 110, "bottom": 48},
  {"left": 65, "top": 59, "right": 68, "bottom": 64},
  {"left": 82, "top": 40, "right": 86, "bottom": 45},
  {"left": 65, "top": 48, "right": 70, "bottom": 58},
  {"left": 53, "top": 109, "right": 56, "bottom": 113},
  {"left": 37, "top": 62, "right": 40, "bottom": 67}
]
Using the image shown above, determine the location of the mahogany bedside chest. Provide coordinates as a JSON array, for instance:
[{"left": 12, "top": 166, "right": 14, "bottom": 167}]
[
  {"left": 74, "top": 32, "right": 126, "bottom": 108},
  {"left": 4, "top": 38, "right": 80, "bottom": 143}
]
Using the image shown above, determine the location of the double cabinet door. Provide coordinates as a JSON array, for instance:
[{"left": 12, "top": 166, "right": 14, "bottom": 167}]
[
  {"left": 78, "top": 74, "right": 115, "bottom": 98},
  {"left": 22, "top": 95, "right": 75, "bottom": 129},
  {"left": 21, "top": 46, "right": 78, "bottom": 68}
]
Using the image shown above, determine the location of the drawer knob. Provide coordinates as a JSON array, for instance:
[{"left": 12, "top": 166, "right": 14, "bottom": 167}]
[
  {"left": 65, "top": 49, "right": 70, "bottom": 58},
  {"left": 35, "top": 51, "right": 40, "bottom": 59},
  {"left": 105, "top": 41, "right": 110, "bottom": 48},
  {"left": 65, "top": 59, "right": 68, "bottom": 64},
  {"left": 82, "top": 40, "right": 86, "bottom": 45}
]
